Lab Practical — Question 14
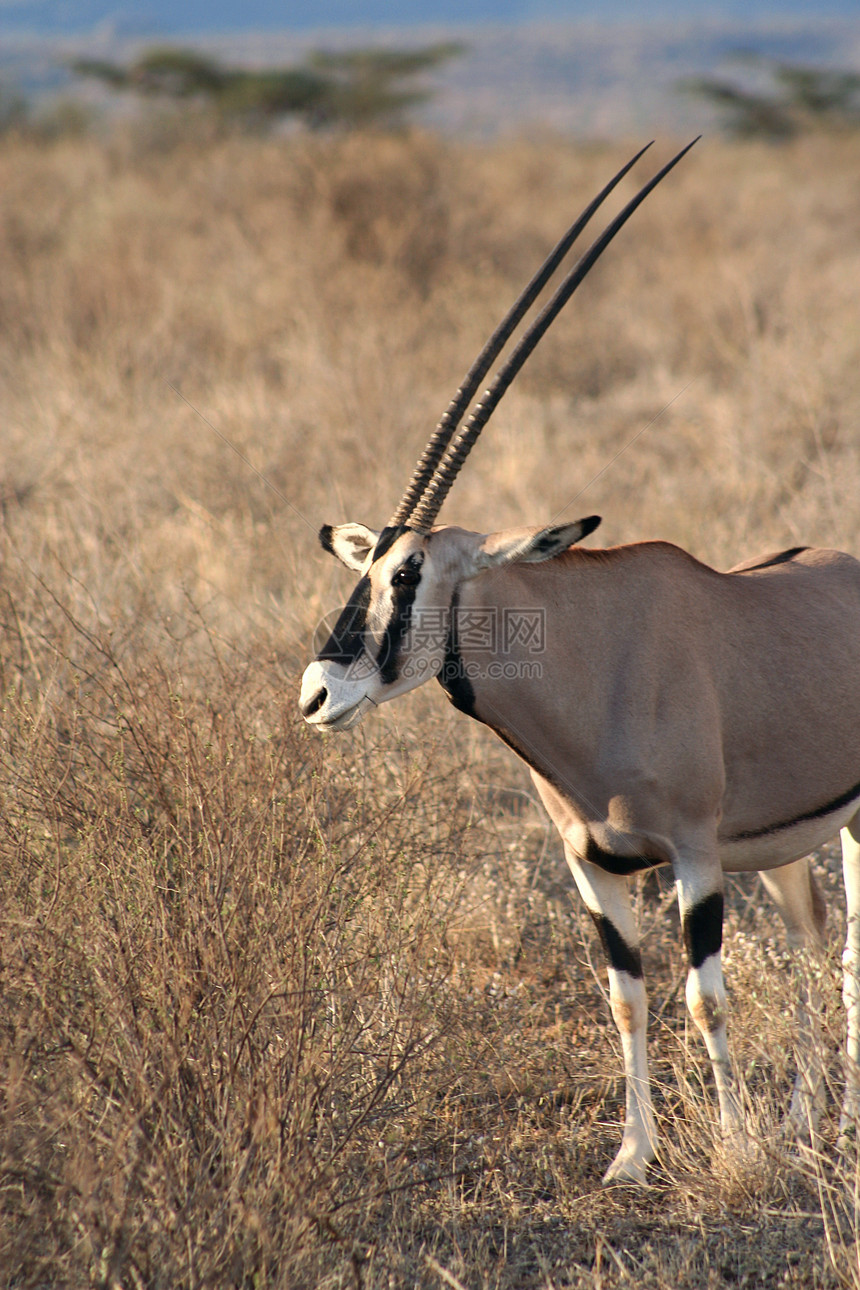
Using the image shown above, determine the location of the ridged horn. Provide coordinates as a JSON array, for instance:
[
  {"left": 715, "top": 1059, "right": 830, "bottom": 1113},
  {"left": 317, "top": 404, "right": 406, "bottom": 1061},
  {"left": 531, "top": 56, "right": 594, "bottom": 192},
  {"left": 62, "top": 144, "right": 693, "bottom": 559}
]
[
  {"left": 407, "top": 137, "right": 700, "bottom": 535},
  {"left": 386, "top": 141, "right": 656, "bottom": 529}
]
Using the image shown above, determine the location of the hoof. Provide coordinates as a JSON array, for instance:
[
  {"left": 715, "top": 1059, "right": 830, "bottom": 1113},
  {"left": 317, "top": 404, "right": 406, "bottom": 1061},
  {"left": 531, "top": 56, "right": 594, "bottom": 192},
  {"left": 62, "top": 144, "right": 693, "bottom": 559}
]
[{"left": 602, "top": 1145, "right": 655, "bottom": 1186}]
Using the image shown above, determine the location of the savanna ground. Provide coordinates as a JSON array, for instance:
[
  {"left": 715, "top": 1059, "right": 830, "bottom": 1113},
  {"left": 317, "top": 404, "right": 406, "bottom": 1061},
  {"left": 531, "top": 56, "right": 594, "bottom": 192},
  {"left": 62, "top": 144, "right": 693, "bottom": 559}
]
[{"left": 1, "top": 116, "right": 860, "bottom": 1288}]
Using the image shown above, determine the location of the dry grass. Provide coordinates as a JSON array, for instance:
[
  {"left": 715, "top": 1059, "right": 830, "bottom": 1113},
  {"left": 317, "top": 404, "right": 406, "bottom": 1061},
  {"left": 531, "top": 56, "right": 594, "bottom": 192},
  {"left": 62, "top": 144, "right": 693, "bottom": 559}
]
[{"left": 1, "top": 120, "right": 860, "bottom": 1287}]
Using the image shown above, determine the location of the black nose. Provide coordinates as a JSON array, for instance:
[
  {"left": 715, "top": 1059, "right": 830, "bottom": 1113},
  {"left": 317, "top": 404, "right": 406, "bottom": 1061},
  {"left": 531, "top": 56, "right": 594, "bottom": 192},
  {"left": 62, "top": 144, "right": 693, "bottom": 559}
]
[{"left": 300, "top": 686, "right": 327, "bottom": 718}]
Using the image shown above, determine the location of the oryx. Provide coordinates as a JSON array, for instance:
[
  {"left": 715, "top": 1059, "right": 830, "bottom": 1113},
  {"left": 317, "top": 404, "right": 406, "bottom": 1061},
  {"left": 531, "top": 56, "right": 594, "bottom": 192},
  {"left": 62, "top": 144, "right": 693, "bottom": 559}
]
[{"left": 299, "top": 141, "right": 860, "bottom": 1184}]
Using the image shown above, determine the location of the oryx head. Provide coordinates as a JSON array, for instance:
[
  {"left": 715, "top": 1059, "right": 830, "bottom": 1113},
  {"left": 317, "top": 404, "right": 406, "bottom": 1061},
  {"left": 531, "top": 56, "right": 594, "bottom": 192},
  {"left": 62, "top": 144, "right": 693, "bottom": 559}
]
[{"left": 300, "top": 139, "right": 698, "bottom": 731}]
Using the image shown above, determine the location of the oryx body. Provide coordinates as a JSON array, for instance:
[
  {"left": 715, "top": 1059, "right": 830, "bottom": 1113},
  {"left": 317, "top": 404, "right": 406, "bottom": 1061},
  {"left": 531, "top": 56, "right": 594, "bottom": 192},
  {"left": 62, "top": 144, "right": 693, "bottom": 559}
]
[
  {"left": 299, "top": 144, "right": 860, "bottom": 1183},
  {"left": 302, "top": 520, "right": 860, "bottom": 1181}
]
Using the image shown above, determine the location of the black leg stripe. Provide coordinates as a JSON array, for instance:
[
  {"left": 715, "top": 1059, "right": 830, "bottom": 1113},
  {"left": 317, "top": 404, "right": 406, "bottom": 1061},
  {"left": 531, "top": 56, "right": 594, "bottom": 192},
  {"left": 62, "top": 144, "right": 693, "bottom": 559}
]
[
  {"left": 588, "top": 911, "right": 643, "bottom": 979},
  {"left": 683, "top": 891, "right": 724, "bottom": 970},
  {"left": 376, "top": 580, "right": 417, "bottom": 684}
]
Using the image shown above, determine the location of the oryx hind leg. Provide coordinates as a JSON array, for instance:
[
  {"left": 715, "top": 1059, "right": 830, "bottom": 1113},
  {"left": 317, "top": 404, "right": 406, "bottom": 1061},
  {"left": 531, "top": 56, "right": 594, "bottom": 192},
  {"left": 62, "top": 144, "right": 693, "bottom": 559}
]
[
  {"left": 839, "top": 812, "right": 860, "bottom": 1145},
  {"left": 674, "top": 846, "right": 744, "bottom": 1140},
  {"left": 759, "top": 858, "right": 827, "bottom": 1140},
  {"left": 565, "top": 845, "right": 658, "bottom": 1185}
]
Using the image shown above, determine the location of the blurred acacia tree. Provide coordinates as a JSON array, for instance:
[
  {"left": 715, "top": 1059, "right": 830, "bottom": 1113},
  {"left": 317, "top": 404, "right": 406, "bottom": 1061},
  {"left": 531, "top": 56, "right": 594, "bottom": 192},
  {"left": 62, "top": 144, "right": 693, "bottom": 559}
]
[
  {"left": 0, "top": 83, "right": 29, "bottom": 133},
  {"left": 70, "top": 43, "right": 465, "bottom": 130},
  {"left": 681, "top": 53, "right": 860, "bottom": 140}
]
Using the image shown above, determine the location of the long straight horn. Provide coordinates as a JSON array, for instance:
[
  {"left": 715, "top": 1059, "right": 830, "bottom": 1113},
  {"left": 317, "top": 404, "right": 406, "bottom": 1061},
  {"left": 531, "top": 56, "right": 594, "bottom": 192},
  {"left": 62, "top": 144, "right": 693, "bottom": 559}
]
[
  {"left": 408, "top": 137, "right": 700, "bottom": 535},
  {"left": 386, "top": 141, "right": 656, "bottom": 529}
]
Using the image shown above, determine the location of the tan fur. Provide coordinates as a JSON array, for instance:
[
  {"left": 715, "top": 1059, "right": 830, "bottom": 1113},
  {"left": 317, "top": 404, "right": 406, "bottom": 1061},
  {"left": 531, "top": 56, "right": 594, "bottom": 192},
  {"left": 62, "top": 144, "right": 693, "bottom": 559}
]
[{"left": 443, "top": 536, "right": 860, "bottom": 868}]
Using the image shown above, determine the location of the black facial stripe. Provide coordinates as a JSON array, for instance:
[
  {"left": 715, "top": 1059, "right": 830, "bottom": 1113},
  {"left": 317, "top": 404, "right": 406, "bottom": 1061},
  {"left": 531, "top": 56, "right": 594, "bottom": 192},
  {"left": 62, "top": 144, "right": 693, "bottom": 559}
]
[
  {"left": 683, "top": 892, "right": 723, "bottom": 970},
  {"left": 584, "top": 834, "right": 666, "bottom": 876},
  {"left": 370, "top": 526, "right": 422, "bottom": 684},
  {"left": 376, "top": 577, "right": 419, "bottom": 684},
  {"left": 317, "top": 576, "right": 371, "bottom": 665},
  {"left": 588, "top": 911, "right": 643, "bottom": 979},
  {"left": 371, "top": 524, "right": 410, "bottom": 563},
  {"left": 727, "top": 778, "right": 860, "bottom": 842}
]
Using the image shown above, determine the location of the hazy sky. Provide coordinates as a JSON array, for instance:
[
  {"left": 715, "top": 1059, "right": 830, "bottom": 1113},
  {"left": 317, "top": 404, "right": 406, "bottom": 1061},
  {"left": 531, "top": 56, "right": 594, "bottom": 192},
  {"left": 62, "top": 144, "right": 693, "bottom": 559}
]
[{"left": 2, "top": 0, "right": 856, "bottom": 36}]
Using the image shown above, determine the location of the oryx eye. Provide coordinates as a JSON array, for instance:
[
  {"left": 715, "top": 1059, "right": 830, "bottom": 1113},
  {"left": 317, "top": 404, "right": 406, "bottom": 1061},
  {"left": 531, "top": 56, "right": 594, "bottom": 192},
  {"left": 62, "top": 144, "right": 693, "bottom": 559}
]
[{"left": 392, "top": 563, "right": 421, "bottom": 588}]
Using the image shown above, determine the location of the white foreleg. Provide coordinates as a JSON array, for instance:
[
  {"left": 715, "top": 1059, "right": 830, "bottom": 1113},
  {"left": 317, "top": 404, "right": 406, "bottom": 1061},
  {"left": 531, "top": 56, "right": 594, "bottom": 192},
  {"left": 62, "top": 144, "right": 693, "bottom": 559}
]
[
  {"left": 566, "top": 845, "right": 657, "bottom": 1185},
  {"left": 759, "top": 858, "right": 827, "bottom": 1138},
  {"left": 674, "top": 846, "right": 743, "bottom": 1140},
  {"left": 840, "top": 813, "right": 860, "bottom": 1143}
]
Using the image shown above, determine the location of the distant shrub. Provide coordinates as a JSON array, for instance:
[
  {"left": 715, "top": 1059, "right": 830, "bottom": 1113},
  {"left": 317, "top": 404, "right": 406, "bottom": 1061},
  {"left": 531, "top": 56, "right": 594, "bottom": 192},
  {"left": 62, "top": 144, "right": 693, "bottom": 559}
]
[
  {"left": 70, "top": 42, "right": 465, "bottom": 132},
  {"left": 681, "top": 53, "right": 860, "bottom": 139},
  {"left": 0, "top": 83, "right": 29, "bottom": 136}
]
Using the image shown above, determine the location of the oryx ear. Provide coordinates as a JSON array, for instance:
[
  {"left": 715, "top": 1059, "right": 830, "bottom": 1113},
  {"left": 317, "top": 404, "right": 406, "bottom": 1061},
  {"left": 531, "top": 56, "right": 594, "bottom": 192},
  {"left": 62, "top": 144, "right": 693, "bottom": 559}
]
[
  {"left": 476, "top": 516, "right": 601, "bottom": 570},
  {"left": 319, "top": 522, "right": 381, "bottom": 572}
]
